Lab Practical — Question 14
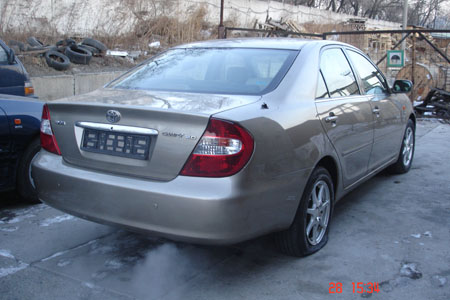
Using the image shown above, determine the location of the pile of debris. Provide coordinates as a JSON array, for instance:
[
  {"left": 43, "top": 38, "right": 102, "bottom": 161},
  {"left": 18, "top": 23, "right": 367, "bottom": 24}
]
[
  {"left": 9, "top": 37, "right": 108, "bottom": 71},
  {"left": 415, "top": 88, "right": 450, "bottom": 119},
  {"left": 254, "top": 17, "right": 309, "bottom": 37}
]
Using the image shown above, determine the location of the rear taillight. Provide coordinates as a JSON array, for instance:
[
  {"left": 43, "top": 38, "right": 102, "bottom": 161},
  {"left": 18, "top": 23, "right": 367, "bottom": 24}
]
[
  {"left": 180, "top": 118, "right": 254, "bottom": 177},
  {"left": 40, "top": 104, "right": 61, "bottom": 155},
  {"left": 24, "top": 81, "right": 34, "bottom": 96}
]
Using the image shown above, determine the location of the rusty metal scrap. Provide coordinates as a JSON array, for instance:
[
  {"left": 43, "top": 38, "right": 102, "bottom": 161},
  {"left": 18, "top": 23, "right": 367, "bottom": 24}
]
[{"left": 415, "top": 88, "right": 450, "bottom": 119}]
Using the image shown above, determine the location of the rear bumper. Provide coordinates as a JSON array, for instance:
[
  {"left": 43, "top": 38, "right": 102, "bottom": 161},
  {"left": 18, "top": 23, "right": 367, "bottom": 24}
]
[{"left": 33, "top": 150, "right": 308, "bottom": 245}]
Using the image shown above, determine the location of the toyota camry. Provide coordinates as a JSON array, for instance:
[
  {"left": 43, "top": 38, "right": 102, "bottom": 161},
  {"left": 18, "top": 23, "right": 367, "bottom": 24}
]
[{"left": 32, "top": 38, "right": 415, "bottom": 256}]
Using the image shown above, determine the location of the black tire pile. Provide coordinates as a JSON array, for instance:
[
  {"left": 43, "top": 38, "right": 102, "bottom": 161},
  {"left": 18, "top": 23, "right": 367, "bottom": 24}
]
[{"left": 10, "top": 37, "right": 107, "bottom": 71}]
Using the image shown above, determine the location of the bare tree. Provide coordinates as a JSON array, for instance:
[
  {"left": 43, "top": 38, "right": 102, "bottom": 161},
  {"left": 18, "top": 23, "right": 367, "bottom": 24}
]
[{"left": 273, "top": 0, "right": 450, "bottom": 28}]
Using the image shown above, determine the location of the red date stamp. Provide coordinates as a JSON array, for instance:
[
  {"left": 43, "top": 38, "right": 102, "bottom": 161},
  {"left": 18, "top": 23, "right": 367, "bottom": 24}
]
[{"left": 329, "top": 282, "right": 380, "bottom": 294}]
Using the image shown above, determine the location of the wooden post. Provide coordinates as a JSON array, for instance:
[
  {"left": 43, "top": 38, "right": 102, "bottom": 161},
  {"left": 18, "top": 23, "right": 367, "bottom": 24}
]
[
  {"left": 411, "top": 33, "right": 416, "bottom": 85},
  {"left": 410, "top": 33, "right": 416, "bottom": 102},
  {"left": 218, "top": 0, "right": 225, "bottom": 39}
]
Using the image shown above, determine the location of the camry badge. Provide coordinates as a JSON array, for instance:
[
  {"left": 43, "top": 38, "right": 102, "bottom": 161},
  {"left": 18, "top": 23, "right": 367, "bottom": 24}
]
[
  {"left": 162, "top": 132, "right": 197, "bottom": 140},
  {"left": 106, "top": 110, "right": 121, "bottom": 123}
]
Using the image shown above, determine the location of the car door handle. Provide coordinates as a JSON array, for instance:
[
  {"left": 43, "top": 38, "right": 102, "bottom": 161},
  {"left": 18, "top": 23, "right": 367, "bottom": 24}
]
[
  {"left": 324, "top": 115, "right": 338, "bottom": 123},
  {"left": 372, "top": 107, "right": 380, "bottom": 117}
]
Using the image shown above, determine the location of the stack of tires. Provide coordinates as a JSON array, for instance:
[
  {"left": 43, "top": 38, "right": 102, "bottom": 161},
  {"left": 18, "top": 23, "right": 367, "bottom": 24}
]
[{"left": 23, "top": 37, "right": 107, "bottom": 71}]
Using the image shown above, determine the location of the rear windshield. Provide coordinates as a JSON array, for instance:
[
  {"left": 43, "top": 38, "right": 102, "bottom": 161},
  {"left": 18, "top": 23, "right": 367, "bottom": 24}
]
[{"left": 108, "top": 48, "right": 298, "bottom": 95}]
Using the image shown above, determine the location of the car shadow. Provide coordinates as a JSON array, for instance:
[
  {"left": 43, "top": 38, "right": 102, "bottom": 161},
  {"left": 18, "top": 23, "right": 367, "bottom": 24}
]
[{"left": 0, "top": 190, "right": 38, "bottom": 210}]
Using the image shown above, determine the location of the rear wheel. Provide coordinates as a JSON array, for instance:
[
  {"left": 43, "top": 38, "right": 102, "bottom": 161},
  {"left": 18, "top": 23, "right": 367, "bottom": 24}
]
[
  {"left": 276, "top": 167, "right": 334, "bottom": 257},
  {"left": 388, "top": 119, "right": 415, "bottom": 174},
  {"left": 17, "top": 138, "right": 41, "bottom": 203}
]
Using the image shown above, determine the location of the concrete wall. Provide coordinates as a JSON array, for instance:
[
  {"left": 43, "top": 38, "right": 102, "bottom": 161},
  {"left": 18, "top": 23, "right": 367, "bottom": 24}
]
[
  {"left": 1, "top": 0, "right": 401, "bottom": 37},
  {"left": 31, "top": 71, "right": 124, "bottom": 100}
]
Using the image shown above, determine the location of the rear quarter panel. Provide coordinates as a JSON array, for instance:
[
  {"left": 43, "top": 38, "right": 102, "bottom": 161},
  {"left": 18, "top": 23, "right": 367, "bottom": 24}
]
[
  {"left": 214, "top": 43, "right": 341, "bottom": 228},
  {"left": 0, "top": 96, "right": 43, "bottom": 190}
]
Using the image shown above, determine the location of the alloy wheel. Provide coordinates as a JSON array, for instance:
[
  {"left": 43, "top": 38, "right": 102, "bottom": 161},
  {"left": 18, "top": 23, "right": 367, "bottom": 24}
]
[
  {"left": 306, "top": 180, "right": 331, "bottom": 246},
  {"left": 402, "top": 127, "right": 414, "bottom": 167}
]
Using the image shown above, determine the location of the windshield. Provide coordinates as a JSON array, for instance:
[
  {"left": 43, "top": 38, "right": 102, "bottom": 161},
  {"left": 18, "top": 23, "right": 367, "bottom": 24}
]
[{"left": 108, "top": 48, "right": 298, "bottom": 95}]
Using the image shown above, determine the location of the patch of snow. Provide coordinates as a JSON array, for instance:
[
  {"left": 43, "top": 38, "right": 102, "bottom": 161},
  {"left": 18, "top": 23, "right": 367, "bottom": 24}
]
[
  {"left": 7, "top": 204, "right": 47, "bottom": 217},
  {"left": 148, "top": 41, "right": 161, "bottom": 48},
  {"left": 411, "top": 233, "right": 421, "bottom": 238},
  {"left": 106, "top": 50, "right": 128, "bottom": 57},
  {"left": 41, "top": 239, "right": 97, "bottom": 262},
  {"left": 0, "top": 205, "right": 48, "bottom": 224},
  {"left": 82, "top": 282, "right": 95, "bottom": 289},
  {"left": 0, "top": 262, "right": 28, "bottom": 278},
  {"left": 0, "top": 249, "right": 15, "bottom": 259},
  {"left": 41, "top": 251, "right": 67, "bottom": 262},
  {"left": 431, "top": 275, "right": 447, "bottom": 287},
  {"left": 57, "top": 259, "right": 72, "bottom": 267},
  {"left": 40, "top": 215, "right": 75, "bottom": 227},
  {"left": 92, "top": 271, "right": 109, "bottom": 279},
  {"left": 0, "top": 226, "right": 18, "bottom": 232},
  {"left": 105, "top": 259, "right": 123, "bottom": 270},
  {"left": 400, "top": 262, "right": 422, "bottom": 279},
  {"left": 0, "top": 216, "right": 31, "bottom": 224},
  {"left": 89, "top": 245, "right": 115, "bottom": 255}
]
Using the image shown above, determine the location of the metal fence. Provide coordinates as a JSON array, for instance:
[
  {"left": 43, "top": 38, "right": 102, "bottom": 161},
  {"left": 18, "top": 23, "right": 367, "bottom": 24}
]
[{"left": 224, "top": 27, "right": 450, "bottom": 101}]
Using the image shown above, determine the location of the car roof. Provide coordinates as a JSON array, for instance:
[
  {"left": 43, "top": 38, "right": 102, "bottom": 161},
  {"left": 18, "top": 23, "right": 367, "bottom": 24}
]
[{"left": 174, "top": 38, "right": 339, "bottom": 50}]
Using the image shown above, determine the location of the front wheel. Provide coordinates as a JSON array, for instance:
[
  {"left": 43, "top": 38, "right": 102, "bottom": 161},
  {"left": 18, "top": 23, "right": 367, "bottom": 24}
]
[
  {"left": 275, "top": 167, "right": 334, "bottom": 257},
  {"left": 388, "top": 119, "right": 415, "bottom": 174},
  {"left": 17, "top": 138, "right": 41, "bottom": 203}
]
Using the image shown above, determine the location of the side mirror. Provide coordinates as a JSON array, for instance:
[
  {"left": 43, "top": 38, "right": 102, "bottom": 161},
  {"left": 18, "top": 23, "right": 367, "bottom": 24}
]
[
  {"left": 7, "top": 48, "right": 15, "bottom": 64},
  {"left": 392, "top": 80, "right": 413, "bottom": 93}
]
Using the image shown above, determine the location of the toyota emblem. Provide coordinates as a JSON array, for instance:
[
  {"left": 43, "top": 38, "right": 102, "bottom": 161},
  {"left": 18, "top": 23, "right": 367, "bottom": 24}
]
[{"left": 106, "top": 110, "right": 121, "bottom": 123}]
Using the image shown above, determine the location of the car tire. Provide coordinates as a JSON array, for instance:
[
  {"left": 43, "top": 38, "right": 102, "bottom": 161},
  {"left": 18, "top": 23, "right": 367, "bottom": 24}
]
[
  {"left": 81, "top": 38, "right": 107, "bottom": 52},
  {"left": 45, "top": 50, "right": 71, "bottom": 71},
  {"left": 27, "top": 36, "right": 44, "bottom": 47},
  {"left": 17, "top": 138, "right": 41, "bottom": 204},
  {"left": 9, "top": 40, "right": 26, "bottom": 51},
  {"left": 275, "top": 167, "right": 334, "bottom": 257},
  {"left": 56, "top": 38, "right": 76, "bottom": 47},
  {"left": 25, "top": 45, "right": 46, "bottom": 51},
  {"left": 78, "top": 44, "right": 100, "bottom": 56},
  {"left": 64, "top": 44, "right": 92, "bottom": 65},
  {"left": 388, "top": 119, "right": 415, "bottom": 174}
]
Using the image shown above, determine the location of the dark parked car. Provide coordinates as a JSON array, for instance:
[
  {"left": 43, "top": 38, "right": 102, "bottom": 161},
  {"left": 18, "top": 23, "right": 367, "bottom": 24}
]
[
  {"left": 34, "top": 39, "right": 415, "bottom": 256},
  {"left": 0, "top": 39, "right": 35, "bottom": 97},
  {"left": 0, "top": 94, "right": 43, "bottom": 202}
]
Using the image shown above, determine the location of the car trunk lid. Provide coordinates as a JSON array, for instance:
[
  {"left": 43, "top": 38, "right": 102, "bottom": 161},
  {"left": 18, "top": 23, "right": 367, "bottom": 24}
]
[{"left": 47, "top": 88, "right": 260, "bottom": 181}]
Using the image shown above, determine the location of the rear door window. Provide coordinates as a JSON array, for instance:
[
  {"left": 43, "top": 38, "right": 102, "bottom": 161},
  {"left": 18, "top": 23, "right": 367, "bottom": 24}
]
[
  {"left": 346, "top": 50, "right": 388, "bottom": 95},
  {"left": 320, "top": 48, "right": 360, "bottom": 98},
  {"left": 316, "top": 71, "right": 329, "bottom": 99}
]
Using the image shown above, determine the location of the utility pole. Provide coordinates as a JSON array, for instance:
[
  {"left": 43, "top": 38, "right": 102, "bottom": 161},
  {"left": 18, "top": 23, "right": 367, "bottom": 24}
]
[
  {"left": 402, "top": 0, "right": 408, "bottom": 51},
  {"left": 218, "top": 0, "right": 225, "bottom": 39}
]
